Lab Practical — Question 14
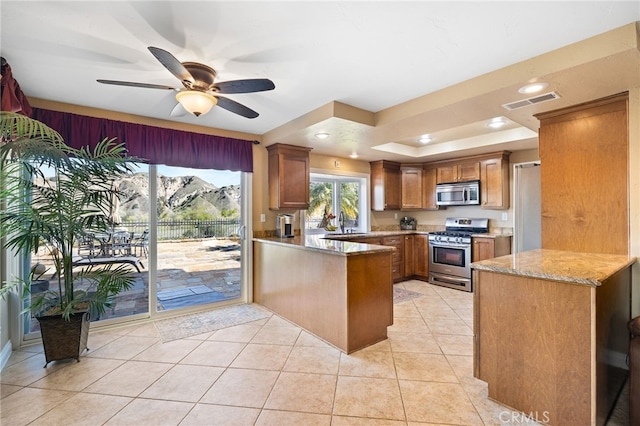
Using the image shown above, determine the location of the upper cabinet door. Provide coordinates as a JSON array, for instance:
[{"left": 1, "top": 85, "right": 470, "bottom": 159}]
[
  {"left": 422, "top": 165, "right": 439, "bottom": 210},
  {"left": 267, "top": 143, "right": 312, "bottom": 210},
  {"left": 458, "top": 162, "right": 481, "bottom": 182},
  {"left": 535, "top": 93, "right": 628, "bottom": 255},
  {"left": 480, "top": 153, "right": 510, "bottom": 210},
  {"left": 436, "top": 162, "right": 480, "bottom": 183},
  {"left": 401, "top": 165, "right": 423, "bottom": 209},
  {"left": 370, "top": 160, "right": 401, "bottom": 211}
]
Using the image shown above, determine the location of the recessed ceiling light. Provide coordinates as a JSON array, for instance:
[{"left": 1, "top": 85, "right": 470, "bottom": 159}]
[
  {"left": 349, "top": 153, "right": 359, "bottom": 159},
  {"left": 487, "top": 117, "right": 507, "bottom": 129},
  {"left": 418, "top": 135, "right": 432, "bottom": 144},
  {"left": 518, "top": 82, "right": 548, "bottom": 94},
  {"left": 314, "top": 132, "right": 330, "bottom": 140}
]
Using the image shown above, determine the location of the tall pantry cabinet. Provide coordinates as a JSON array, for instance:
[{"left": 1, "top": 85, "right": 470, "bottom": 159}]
[{"left": 535, "top": 92, "right": 629, "bottom": 255}]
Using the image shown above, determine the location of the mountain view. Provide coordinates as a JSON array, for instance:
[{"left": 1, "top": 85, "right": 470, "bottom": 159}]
[{"left": 116, "top": 173, "right": 240, "bottom": 222}]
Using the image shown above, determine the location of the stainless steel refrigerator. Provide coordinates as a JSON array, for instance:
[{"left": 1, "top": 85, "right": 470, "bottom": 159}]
[{"left": 513, "top": 161, "right": 541, "bottom": 253}]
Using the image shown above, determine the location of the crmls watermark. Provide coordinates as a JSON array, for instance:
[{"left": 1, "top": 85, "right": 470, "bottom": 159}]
[{"left": 499, "top": 410, "right": 550, "bottom": 424}]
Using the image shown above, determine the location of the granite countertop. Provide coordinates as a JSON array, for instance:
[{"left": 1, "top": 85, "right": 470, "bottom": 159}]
[
  {"left": 471, "top": 248, "right": 636, "bottom": 286},
  {"left": 471, "top": 233, "right": 512, "bottom": 239},
  {"left": 253, "top": 235, "right": 395, "bottom": 256}
]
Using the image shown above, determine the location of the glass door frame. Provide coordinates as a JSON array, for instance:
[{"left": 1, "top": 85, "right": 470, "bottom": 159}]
[{"left": 17, "top": 165, "right": 253, "bottom": 342}]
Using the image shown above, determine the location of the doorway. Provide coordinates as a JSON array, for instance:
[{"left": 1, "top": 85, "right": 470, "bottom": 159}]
[
  {"left": 513, "top": 161, "right": 541, "bottom": 253},
  {"left": 22, "top": 163, "right": 249, "bottom": 340}
]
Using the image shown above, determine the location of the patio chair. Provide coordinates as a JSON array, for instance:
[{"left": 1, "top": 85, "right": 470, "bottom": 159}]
[
  {"left": 78, "top": 233, "right": 99, "bottom": 257},
  {"left": 131, "top": 229, "right": 149, "bottom": 258},
  {"left": 105, "top": 230, "right": 133, "bottom": 256}
]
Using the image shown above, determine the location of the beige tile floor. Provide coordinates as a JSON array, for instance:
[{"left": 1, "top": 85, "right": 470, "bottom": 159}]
[{"left": 1, "top": 280, "right": 560, "bottom": 425}]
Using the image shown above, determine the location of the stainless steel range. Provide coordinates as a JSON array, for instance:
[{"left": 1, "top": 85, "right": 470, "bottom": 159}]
[{"left": 428, "top": 217, "right": 489, "bottom": 292}]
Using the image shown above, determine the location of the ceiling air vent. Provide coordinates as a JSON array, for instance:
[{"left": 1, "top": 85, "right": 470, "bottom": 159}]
[{"left": 502, "top": 91, "right": 561, "bottom": 110}]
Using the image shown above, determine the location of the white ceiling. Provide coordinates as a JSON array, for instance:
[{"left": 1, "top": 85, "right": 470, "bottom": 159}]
[{"left": 2, "top": 1, "right": 639, "bottom": 162}]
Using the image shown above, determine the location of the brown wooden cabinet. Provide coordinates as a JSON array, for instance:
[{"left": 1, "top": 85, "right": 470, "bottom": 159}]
[
  {"left": 422, "top": 165, "right": 439, "bottom": 210},
  {"left": 535, "top": 93, "right": 628, "bottom": 255},
  {"left": 267, "top": 143, "right": 312, "bottom": 210},
  {"left": 382, "top": 235, "right": 404, "bottom": 282},
  {"left": 348, "top": 236, "right": 382, "bottom": 245},
  {"left": 254, "top": 239, "right": 393, "bottom": 354},
  {"left": 400, "top": 165, "right": 423, "bottom": 209},
  {"left": 480, "top": 152, "right": 510, "bottom": 210},
  {"left": 413, "top": 234, "right": 429, "bottom": 279},
  {"left": 472, "top": 236, "right": 511, "bottom": 262},
  {"left": 370, "top": 160, "right": 401, "bottom": 211},
  {"left": 404, "top": 235, "right": 414, "bottom": 277},
  {"left": 473, "top": 257, "right": 631, "bottom": 426},
  {"left": 436, "top": 161, "right": 480, "bottom": 184}
]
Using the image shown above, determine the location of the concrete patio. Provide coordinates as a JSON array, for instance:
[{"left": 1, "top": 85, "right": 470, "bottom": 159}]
[{"left": 29, "top": 238, "right": 241, "bottom": 330}]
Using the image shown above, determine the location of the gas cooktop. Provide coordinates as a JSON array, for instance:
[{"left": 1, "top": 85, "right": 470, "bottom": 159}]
[{"left": 428, "top": 217, "right": 489, "bottom": 243}]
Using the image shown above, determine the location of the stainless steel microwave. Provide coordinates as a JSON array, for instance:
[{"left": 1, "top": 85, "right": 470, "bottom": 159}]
[{"left": 435, "top": 181, "right": 480, "bottom": 206}]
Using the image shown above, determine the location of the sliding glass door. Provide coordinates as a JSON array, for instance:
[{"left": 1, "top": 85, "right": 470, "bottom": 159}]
[
  {"left": 154, "top": 165, "right": 242, "bottom": 312},
  {"left": 22, "top": 163, "right": 248, "bottom": 340}
]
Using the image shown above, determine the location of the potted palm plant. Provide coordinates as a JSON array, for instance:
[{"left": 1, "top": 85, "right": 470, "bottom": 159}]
[{"left": 0, "top": 111, "right": 138, "bottom": 366}]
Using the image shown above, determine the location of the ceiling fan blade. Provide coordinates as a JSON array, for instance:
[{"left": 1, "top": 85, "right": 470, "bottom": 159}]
[
  {"left": 170, "top": 102, "right": 187, "bottom": 117},
  {"left": 97, "top": 79, "right": 176, "bottom": 90},
  {"left": 215, "top": 96, "right": 259, "bottom": 119},
  {"left": 214, "top": 78, "right": 275, "bottom": 94},
  {"left": 147, "top": 46, "right": 195, "bottom": 87}
]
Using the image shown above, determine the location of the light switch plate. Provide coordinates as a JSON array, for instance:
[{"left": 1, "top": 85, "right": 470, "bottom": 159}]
[{"left": 501, "top": 212, "right": 508, "bottom": 221}]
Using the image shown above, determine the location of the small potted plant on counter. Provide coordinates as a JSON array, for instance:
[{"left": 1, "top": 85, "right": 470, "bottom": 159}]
[{"left": 0, "top": 111, "right": 137, "bottom": 367}]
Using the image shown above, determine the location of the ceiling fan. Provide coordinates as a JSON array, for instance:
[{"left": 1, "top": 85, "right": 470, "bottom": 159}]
[{"left": 97, "top": 46, "right": 275, "bottom": 118}]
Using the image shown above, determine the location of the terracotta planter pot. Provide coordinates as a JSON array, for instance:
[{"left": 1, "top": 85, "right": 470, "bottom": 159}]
[{"left": 36, "top": 311, "right": 90, "bottom": 367}]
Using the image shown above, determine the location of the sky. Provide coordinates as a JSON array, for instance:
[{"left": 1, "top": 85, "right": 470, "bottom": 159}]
[{"left": 40, "top": 163, "right": 241, "bottom": 188}]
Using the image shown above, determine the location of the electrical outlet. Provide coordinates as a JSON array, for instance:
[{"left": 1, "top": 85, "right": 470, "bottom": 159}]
[
  {"left": 501, "top": 212, "right": 508, "bottom": 221},
  {"left": 260, "top": 213, "right": 266, "bottom": 222},
  {"left": 394, "top": 213, "right": 398, "bottom": 219}
]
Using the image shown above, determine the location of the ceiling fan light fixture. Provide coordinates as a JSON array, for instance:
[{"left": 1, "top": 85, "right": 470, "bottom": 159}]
[{"left": 176, "top": 90, "right": 218, "bottom": 116}]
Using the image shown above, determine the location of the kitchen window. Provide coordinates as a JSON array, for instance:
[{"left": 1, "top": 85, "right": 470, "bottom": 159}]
[{"left": 304, "top": 172, "right": 368, "bottom": 234}]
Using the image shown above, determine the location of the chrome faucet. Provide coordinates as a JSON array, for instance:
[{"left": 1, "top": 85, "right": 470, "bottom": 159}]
[{"left": 339, "top": 211, "right": 345, "bottom": 233}]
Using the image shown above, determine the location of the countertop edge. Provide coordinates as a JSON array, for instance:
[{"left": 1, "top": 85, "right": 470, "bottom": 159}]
[
  {"left": 471, "top": 249, "right": 636, "bottom": 287},
  {"left": 253, "top": 236, "right": 395, "bottom": 256}
]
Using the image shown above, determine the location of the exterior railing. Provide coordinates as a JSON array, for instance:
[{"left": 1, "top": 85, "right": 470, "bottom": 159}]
[{"left": 117, "top": 219, "right": 240, "bottom": 240}]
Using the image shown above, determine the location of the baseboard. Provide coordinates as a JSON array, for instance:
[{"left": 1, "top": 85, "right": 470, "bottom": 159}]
[{"left": 0, "top": 340, "right": 13, "bottom": 371}]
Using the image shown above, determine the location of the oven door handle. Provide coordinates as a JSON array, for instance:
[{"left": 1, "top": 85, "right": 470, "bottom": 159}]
[{"left": 429, "top": 242, "right": 470, "bottom": 250}]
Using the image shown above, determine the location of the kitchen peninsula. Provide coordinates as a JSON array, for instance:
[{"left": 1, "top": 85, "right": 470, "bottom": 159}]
[
  {"left": 253, "top": 235, "right": 394, "bottom": 353},
  {"left": 471, "top": 249, "right": 635, "bottom": 426}
]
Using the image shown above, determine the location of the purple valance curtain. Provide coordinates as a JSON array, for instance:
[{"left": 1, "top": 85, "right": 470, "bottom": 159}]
[{"left": 32, "top": 108, "right": 254, "bottom": 172}]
